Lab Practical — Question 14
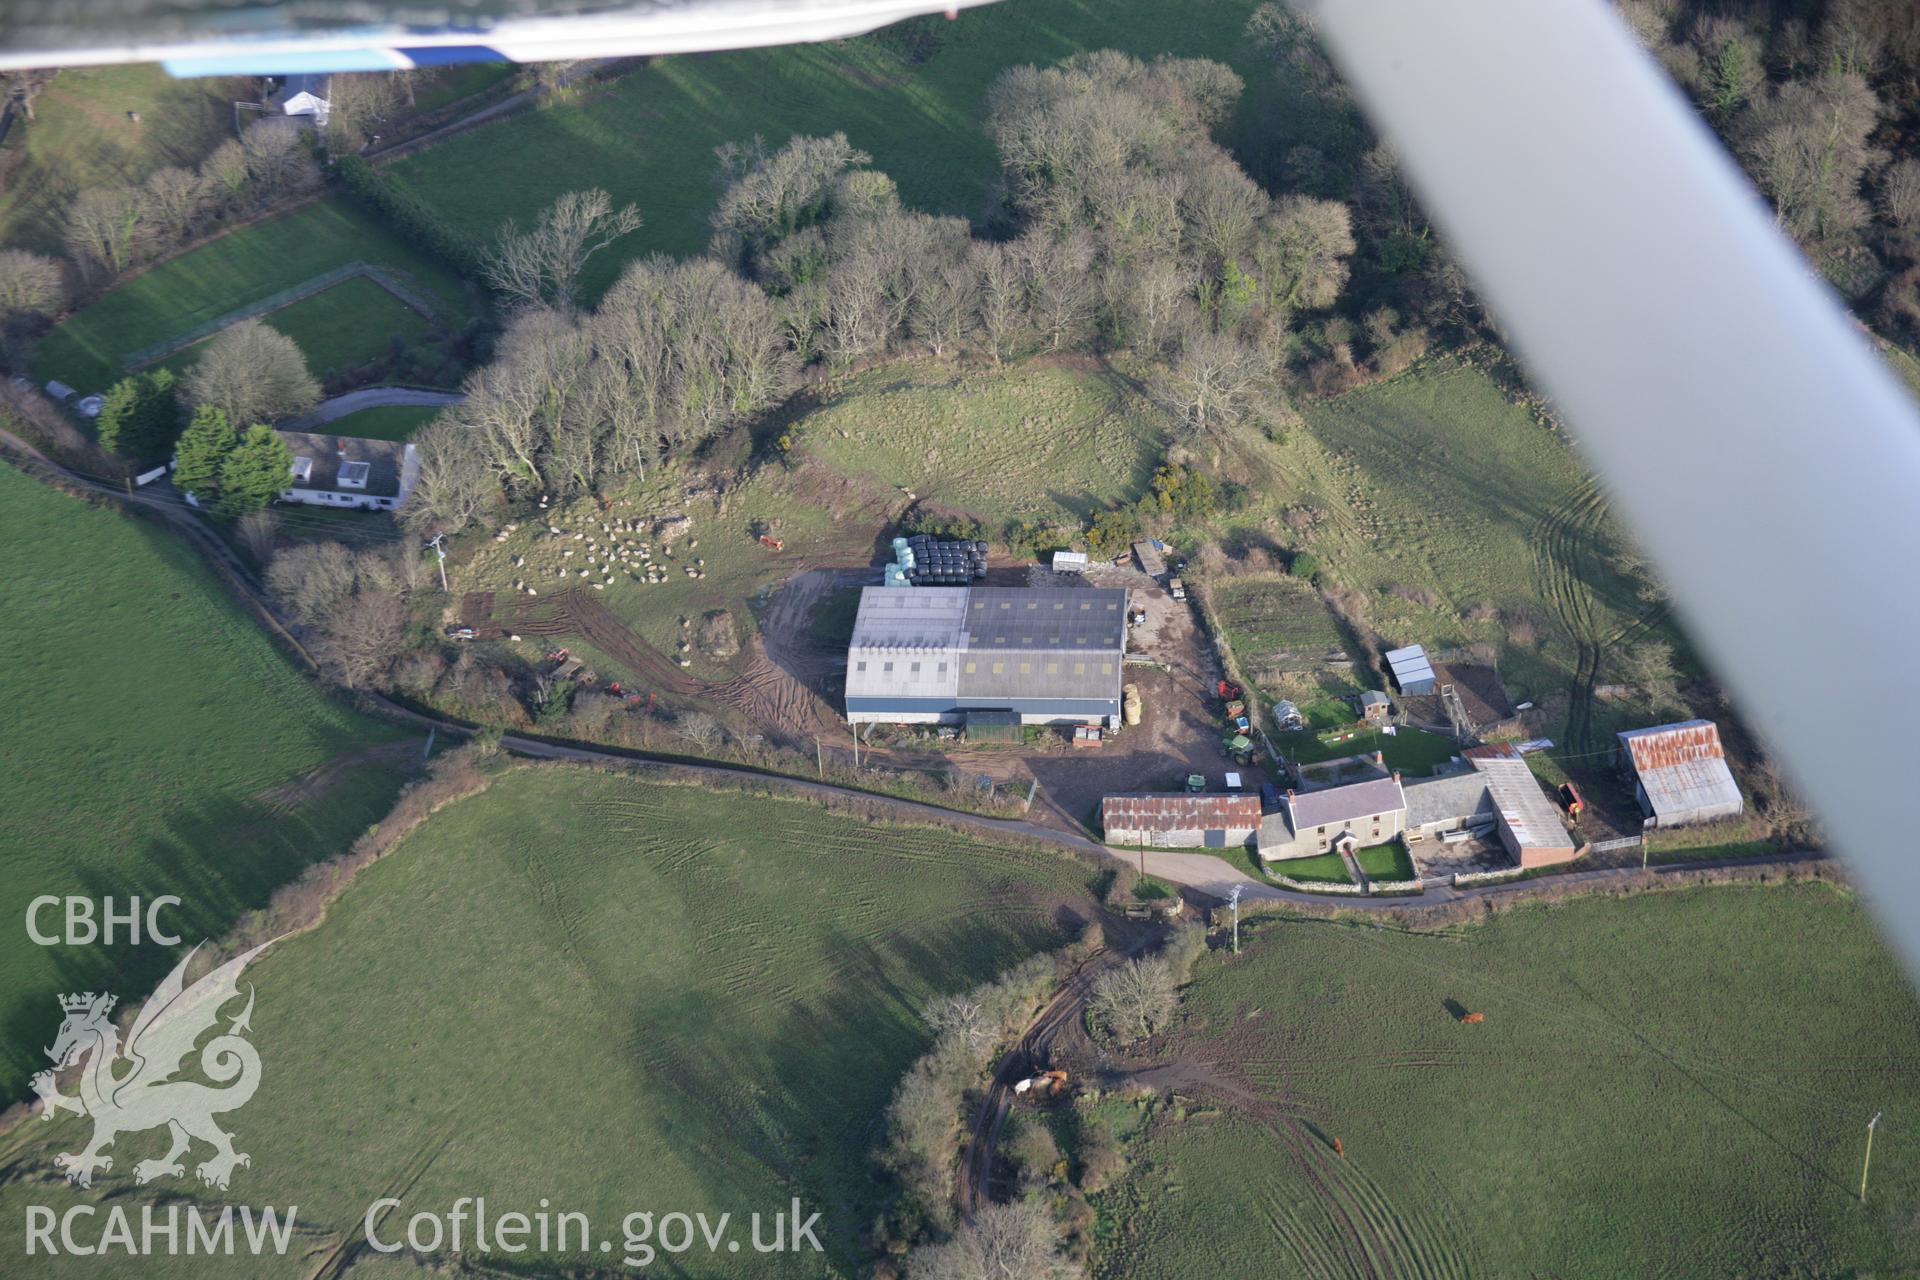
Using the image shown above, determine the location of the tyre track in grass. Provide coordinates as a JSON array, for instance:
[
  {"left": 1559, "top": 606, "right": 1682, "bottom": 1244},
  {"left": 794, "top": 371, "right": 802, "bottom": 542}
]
[{"left": 1533, "top": 479, "right": 1610, "bottom": 752}]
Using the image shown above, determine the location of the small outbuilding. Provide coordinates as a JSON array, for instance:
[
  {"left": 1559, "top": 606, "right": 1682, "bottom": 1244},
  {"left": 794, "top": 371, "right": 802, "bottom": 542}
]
[
  {"left": 1103, "top": 793, "right": 1262, "bottom": 849},
  {"left": 1132, "top": 540, "right": 1167, "bottom": 580},
  {"left": 1358, "top": 690, "right": 1391, "bottom": 724},
  {"left": 1051, "top": 550, "right": 1089, "bottom": 573},
  {"left": 1384, "top": 644, "right": 1437, "bottom": 696},
  {"left": 1617, "top": 720, "right": 1743, "bottom": 827}
]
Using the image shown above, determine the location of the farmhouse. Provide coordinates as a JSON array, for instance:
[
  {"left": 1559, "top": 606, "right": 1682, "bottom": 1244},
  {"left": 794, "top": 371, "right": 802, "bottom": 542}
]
[
  {"left": 1258, "top": 774, "right": 1408, "bottom": 861},
  {"left": 1617, "top": 720, "right": 1743, "bottom": 827},
  {"left": 276, "top": 431, "right": 421, "bottom": 511},
  {"left": 844, "top": 584, "right": 1126, "bottom": 726},
  {"left": 1103, "top": 793, "right": 1262, "bottom": 849}
]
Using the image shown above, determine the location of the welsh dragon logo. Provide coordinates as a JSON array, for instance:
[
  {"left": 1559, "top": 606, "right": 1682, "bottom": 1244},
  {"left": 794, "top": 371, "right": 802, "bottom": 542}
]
[{"left": 31, "top": 941, "right": 274, "bottom": 1191}]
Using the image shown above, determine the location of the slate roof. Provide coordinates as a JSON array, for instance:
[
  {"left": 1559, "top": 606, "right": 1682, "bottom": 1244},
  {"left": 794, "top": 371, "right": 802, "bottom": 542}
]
[
  {"left": 962, "top": 586, "right": 1126, "bottom": 651},
  {"left": 1617, "top": 720, "right": 1742, "bottom": 818},
  {"left": 1285, "top": 775, "right": 1407, "bottom": 829},
  {"left": 277, "top": 431, "right": 407, "bottom": 498},
  {"left": 1402, "top": 769, "right": 1495, "bottom": 830},
  {"left": 1103, "top": 793, "right": 1262, "bottom": 834}
]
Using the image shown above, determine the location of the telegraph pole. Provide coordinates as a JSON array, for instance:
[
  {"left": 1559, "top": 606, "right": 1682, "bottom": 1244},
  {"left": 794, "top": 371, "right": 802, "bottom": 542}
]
[
  {"left": 1860, "top": 1112, "right": 1882, "bottom": 1204},
  {"left": 426, "top": 534, "right": 449, "bottom": 592},
  {"left": 1227, "top": 884, "right": 1242, "bottom": 955}
]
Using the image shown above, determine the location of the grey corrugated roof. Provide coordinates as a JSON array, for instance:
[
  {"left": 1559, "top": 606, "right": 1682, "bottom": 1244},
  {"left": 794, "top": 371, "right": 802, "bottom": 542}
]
[
  {"left": 962, "top": 586, "right": 1126, "bottom": 651},
  {"left": 849, "top": 586, "right": 970, "bottom": 649},
  {"left": 846, "top": 585, "right": 1124, "bottom": 709},
  {"left": 1360, "top": 690, "right": 1390, "bottom": 707},
  {"left": 1286, "top": 776, "right": 1406, "bottom": 829},
  {"left": 1402, "top": 770, "right": 1494, "bottom": 829},
  {"left": 1471, "top": 756, "right": 1575, "bottom": 852},
  {"left": 278, "top": 430, "right": 406, "bottom": 498},
  {"left": 1385, "top": 644, "right": 1435, "bottom": 687},
  {"left": 957, "top": 648, "right": 1118, "bottom": 702}
]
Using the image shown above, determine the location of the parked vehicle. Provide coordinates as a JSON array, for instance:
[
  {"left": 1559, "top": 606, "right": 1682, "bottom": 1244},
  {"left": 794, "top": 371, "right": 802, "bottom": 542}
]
[
  {"left": 1168, "top": 577, "right": 1187, "bottom": 600},
  {"left": 444, "top": 624, "right": 477, "bottom": 640},
  {"left": 1558, "top": 781, "right": 1585, "bottom": 817}
]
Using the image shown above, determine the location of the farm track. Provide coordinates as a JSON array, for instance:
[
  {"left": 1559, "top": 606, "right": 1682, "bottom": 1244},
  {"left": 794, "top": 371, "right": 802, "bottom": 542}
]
[{"left": 1532, "top": 480, "right": 1610, "bottom": 753}]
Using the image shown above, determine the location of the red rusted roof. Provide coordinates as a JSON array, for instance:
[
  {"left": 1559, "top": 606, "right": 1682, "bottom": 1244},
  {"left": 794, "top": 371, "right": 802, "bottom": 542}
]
[
  {"left": 1618, "top": 720, "right": 1725, "bottom": 772},
  {"left": 1102, "top": 793, "right": 1261, "bottom": 832},
  {"left": 1461, "top": 742, "right": 1519, "bottom": 760}
]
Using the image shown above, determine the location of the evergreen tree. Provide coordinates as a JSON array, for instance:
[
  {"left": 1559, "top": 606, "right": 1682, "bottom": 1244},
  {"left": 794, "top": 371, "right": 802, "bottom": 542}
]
[
  {"left": 214, "top": 423, "right": 294, "bottom": 519},
  {"left": 93, "top": 369, "right": 179, "bottom": 464},
  {"left": 171, "top": 404, "right": 235, "bottom": 504}
]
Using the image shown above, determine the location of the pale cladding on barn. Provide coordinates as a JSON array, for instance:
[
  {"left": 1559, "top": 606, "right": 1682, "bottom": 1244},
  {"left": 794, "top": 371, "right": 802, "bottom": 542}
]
[{"left": 844, "top": 584, "right": 1127, "bottom": 726}]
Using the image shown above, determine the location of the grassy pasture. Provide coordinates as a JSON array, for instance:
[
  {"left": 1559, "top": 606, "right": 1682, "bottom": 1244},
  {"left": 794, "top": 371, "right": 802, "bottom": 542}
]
[
  {"left": 794, "top": 360, "right": 1164, "bottom": 526},
  {"left": 151, "top": 275, "right": 435, "bottom": 387},
  {"left": 0, "top": 67, "right": 250, "bottom": 254},
  {"left": 1095, "top": 884, "right": 1920, "bottom": 1278},
  {"left": 33, "top": 198, "right": 475, "bottom": 394},
  {"left": 0, "top": 766, "right": 1098, "bottom": 1277},
  {"left": 0, "top": 464, "right": 409, "bottom": 1102},
  {"left": 384, "top": 0, "right": 1262, "bottom": 299},
  {"left": 313, "top": 403, "right": 443, "bottom": 441}
]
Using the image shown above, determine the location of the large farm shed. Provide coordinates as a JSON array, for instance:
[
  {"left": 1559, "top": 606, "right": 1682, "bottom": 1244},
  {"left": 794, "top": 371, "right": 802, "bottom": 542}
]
[
  {"left": 844, "top": 585, "right": 1126, "bottom": 726},
  {"left": 1259, "top": 774, "right": 1408, "bottom": 861},
  {"left": 1617, "top": 720, "right": 1743, "bottom": 827},
  {"left": 1103, "top": 793, "right": 1262, "bottom": 848}
]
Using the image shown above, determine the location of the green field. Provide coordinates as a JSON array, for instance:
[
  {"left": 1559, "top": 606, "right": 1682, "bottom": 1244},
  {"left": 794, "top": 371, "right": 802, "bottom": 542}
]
[
  {"left": 153, "top": 275, "right": 436, "bottom": 388},
  {"left": 315, "top": 403, "right": 445, "bottom": 441},
  {"left": 33, "top": 198, "right": 475, "bottom": 394},
  {"left": 1289, "top": 361, "right": 1652, "bottom": 662},
  {"left": 0, "top": 464, "right": 409, "bottom": 1101},
  {"left": 0, "top": 766, "right": 1098, "bottom": 1276},
  {"left": 795, "top": 359, "right": 1165, "bottom": 526},
  {"left": 0, "top": 67, "right": 249, "bottom": 254},
  {"left": 1094, "top": 885, "right": 1920, "bottom": 1278},
  {"left": 385, "top": 0, "right": 1262, "bottom": 299}
]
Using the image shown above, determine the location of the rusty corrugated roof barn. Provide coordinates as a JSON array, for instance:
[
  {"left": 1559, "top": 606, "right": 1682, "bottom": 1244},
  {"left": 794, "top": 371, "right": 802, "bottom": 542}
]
[
  {"left": 1102, "top": 793, "right": 1262, "bottom": 833},
  {"left": 1617, "top": 720, "right": 1743, "bottom": 827}
]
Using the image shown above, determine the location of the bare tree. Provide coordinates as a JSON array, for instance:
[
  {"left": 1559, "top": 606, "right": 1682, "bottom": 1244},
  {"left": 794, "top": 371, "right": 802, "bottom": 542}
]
[
  {"left": 316, "top": 590, "right": 407, "bottom": 689},
  {"left": 907, "top": 1199, "right": 1083, "bottom": 1280},
  {"left": 1610, "top": 640, "right": 1687, "bottom": 720},
  {"left": 143, "top": 167, "right": 210, "bottom": 246},
  {"left": 235, "top": 509, "right": 281, "bottom": 563},
  {"left": 239, "top": 120, "right": 322, "bottom": 203},
  {"left": 1087, "top": 956, "right": 1178, "bottom": 1044},
  {"left": 0, "top": 249, "right": 65, "bottom": 319},
  {"left": 1879, "top": 158, "right": 1920, "bottom": 237},
  {"left": 1737, "top": 73, "right": 1880, "bottom": 245},
  {"left": 486, "top": 188, "right": 643, "bottom": 312},
  {"left": 402, "top": 417, "right": 499, "bottom": 534},
  {"left": 973, "top": 241, "right": 1028, "bottom": 364},
  {"left": 184, "top": 318, "right": 321, "bottom": 426},
  {"left": 326, "top": 72, "right": 407, "bottom": 151},
  {"left": 1255, "top": 194, "right": 1356, "bottom": 315},
  {"left": 200, "top": 139, "right": 252, "bottom": 211},
  {"left": 64, "top": 186, "right": 149, "bottom": 280},
  {"left": 711, "top": 132, "right": 870, "bottom": 266},
  {"left": 1153, "top": 325, "right": 1279, "bottom": 438},
  {"left": 267, "top": 541, "right": 359, "bottom": 626}
]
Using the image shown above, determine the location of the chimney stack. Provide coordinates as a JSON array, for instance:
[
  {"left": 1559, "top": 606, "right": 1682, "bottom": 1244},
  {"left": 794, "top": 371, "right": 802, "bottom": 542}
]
[
  {"left": 1374, "top": 750, "right": 1385, "bottom": 765},
  {"left": 1392, "top": 770, "right": 1402, "bottom": 784}
]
